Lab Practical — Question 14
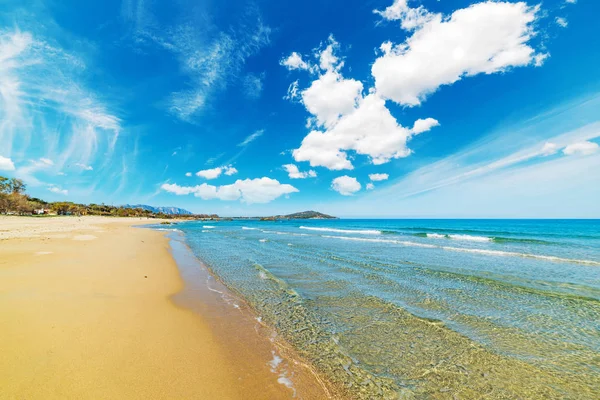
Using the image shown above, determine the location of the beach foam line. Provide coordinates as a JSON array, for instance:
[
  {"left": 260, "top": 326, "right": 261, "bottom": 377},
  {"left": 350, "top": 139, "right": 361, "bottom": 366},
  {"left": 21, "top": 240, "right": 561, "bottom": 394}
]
[
  {"left": 415, "top": 232, "right": 555, "bottom": 245},
  {"left": 420, "top": 233, "right": 491, "bottom": 242},
  {"left": 322, "top": 235, "right": 600, "bottom": 266},
  {"left": 299, "top": 226, "right": 382, "bottom": 235}
]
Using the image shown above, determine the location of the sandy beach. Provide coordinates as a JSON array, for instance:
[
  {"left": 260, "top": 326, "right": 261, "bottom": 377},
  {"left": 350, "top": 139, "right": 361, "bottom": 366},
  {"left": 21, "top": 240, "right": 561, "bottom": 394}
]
[{"left": 0, "top": 216, "right": 325, "bottom": 399}]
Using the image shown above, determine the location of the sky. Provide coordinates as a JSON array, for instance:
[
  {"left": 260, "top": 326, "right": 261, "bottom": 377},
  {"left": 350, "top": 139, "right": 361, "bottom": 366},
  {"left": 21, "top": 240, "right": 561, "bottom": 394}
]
[{"left": 0, "top": 0, "right": 599, "bottom": 218}]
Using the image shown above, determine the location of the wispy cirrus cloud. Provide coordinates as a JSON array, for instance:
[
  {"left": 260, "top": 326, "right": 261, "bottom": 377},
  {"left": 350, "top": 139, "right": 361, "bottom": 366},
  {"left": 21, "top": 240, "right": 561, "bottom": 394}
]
[
  {"left": 325, "top": 95, "right": 600, "bottom": 217},
  {"left": 0, "top": 28, "right": 121, "bottom": 189},
  {"left": 238, "top": 129, "right": 265, "bottom": 147},
  {"left": 122, "top": 1, "right": 271, "bottom": 122}
]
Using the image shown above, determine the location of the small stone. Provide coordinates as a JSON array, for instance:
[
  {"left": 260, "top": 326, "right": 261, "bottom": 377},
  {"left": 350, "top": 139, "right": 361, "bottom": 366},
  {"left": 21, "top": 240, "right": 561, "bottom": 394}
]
[{"left": 144, "top": 276, "right": 148, "bottom": 278}]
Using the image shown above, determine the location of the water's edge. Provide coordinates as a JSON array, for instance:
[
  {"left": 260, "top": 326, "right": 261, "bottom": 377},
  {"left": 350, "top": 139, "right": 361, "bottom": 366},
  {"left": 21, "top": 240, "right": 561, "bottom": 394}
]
[{"left": 163, "top": 229, "right": 340, "bottom": 399}]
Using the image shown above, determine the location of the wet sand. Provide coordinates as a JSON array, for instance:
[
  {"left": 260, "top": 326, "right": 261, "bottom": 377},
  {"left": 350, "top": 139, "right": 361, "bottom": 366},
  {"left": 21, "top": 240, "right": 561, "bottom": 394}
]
[{"left": 0, "top": 216, "right": 329, "bottom": 399}]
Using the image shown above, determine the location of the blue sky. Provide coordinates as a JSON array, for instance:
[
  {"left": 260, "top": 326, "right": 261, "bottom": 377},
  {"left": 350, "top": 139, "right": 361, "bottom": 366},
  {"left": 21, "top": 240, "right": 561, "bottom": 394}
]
[{"left": 0, "top": 0, "right": 598, "bottom": 217}]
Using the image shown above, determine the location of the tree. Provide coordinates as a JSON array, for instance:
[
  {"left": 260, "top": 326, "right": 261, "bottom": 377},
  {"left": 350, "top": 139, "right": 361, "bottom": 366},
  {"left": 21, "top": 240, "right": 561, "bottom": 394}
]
[{"left": 9, "top": 178, "right": 26, "bottom": 194}]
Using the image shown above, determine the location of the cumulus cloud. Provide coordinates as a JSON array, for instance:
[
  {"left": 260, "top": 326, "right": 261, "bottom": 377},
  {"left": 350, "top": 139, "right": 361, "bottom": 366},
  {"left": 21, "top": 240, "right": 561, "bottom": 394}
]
[
  {"left": 369, "top": 173, "right": 389, "bottom": 181},
  {"left": 196, "top": 167, "right": 223, "bottom": 179},
  {"left": 0, "top": 156, "right": 15, "bottom": 171},
  {"left": 185, "top": 172, "right": 192, "bottom": 177},
  {"left": 374, "top": 0, "right": 437, "bottom": 31},
  {"left": 293, "top": 93, "right": 437, "bottom": 169},
  {"left": 161, "top": 177, "right": 298, "bottom": 204},
  {"left": 331, "top": 175, "right": 361, "bottom": 196},
  {"left": 563, "top": 141, "right": 599, "bottom": 156},
  {"left": 238, "top": 129, "right": 264, "bottom": 147},
  {"left": 366, "top": 183, "right": 375, "bottom": 190},
  {"left": 372, "top": 1, "right": 545, "bottom": 106},
  {"left": 282, "top": 36, "right": 439, "bottom": 170},
  {"left": 540, "top": 142, "right": 559, "bottom": 156},
  {"left": 280, "top": 52, "right": 310, "bottom": 71},
  {"left": 195, "top": 165, "right": 237, "bottom": 179},
  {"left": 224, "top": 166, "right": 238, "bottom": 176},
  {"left": 283, "top": 164, "right": 317, "bottom": 179}
]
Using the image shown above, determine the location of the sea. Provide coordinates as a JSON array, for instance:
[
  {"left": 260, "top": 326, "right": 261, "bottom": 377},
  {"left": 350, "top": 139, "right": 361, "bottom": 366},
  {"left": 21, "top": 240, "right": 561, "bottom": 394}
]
[{"left": 163, "top": 219, "right": 600, "bottom": 399}]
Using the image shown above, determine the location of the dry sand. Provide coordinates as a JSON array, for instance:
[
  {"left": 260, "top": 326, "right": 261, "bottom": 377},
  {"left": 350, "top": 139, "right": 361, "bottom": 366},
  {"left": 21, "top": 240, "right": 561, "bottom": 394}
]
[{"left": 0, "top": 216, "right": 314, "bottom": 399}]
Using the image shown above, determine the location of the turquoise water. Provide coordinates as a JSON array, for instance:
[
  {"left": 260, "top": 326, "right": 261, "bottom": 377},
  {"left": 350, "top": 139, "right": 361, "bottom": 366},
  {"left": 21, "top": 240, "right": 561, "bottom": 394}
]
[{"left": 173, "top": 219, "right": 600, "bottom": 398}]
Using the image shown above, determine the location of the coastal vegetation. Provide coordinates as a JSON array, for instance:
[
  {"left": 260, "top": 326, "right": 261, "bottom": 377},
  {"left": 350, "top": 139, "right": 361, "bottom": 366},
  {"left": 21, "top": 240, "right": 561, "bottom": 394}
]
[
  {"left": 0, "top": 175, "right": 334, "bottom": 220},
  {"left": 0, "top": 175, "right": 214, "bottom": 219}
]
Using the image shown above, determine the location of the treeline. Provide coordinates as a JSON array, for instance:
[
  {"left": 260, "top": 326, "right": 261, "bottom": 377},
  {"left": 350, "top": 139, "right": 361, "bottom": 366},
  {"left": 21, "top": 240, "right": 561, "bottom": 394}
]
[{"left": 0, "top": 176, "right": 217, "bottom": 219}]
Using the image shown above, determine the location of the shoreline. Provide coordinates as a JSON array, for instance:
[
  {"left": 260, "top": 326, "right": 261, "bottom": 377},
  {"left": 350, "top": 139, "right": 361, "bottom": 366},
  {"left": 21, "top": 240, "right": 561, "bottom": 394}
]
[
  {"left": 0, "top": 216, "right": 328, "bottom": 399},
  {"left": 164, "top": 229, "right": 335, "bottom": 399}
]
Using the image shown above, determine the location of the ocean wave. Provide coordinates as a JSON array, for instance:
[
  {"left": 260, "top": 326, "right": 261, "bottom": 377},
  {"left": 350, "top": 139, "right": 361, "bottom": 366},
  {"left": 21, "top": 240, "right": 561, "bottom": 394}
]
[
  {"left": 203, "top": 225, "right": 217, "bottom": 229},
  {"left": 322, "top": 235, "right": 600, "bottom": 266},
  {"left": 242, "top": 226, "right": 259, "bottom": 230},
  {"left": 415, "top": 232, "right": 555, "bottom": 245},
  {"left": 416, "top": 232, "right": 491, "bottom": 242},
  {"left": 300, "top": 226, "right": 382, "bottom": 235},
  {"left": 154, "top": 228, "right": 182, "bottom": 232}
]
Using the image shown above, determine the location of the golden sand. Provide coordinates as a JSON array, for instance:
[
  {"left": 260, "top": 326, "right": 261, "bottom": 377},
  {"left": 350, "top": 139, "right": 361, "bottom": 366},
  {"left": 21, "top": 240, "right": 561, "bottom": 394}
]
[{"left": 0, "top": 216, "right": 324, "bottom": 399}]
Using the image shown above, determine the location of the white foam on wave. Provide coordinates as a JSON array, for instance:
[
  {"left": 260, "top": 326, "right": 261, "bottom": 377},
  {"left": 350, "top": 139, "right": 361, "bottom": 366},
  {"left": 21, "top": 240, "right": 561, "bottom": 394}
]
[
  {"left": 322, "top": 235, "right": 600, "bottom": 266},
  {"left": 242, "top": 226, "right": 258, "bottom": 230},
  {"left": 442, "top": 246, "right": 600, "bottom": 266},
  {"left": 203, "top": 225, "right": 216, "bottom": 229},
  {"left": 300, "top": 226, "right": 382, "bottom": 235},
  {"left": 155, "top": 228, "right": 182, "bottom": 232},
  {"left": 259, "top": 239, "right": 268, "bottom": 243},
  {"left": 322, "top": 235, "right": 436, "bottom": 248},
  {"left": 427, "top": 233, "right": 491, "bottom": 242},
  {"left": 267, "top": 351, "right": 296, "bottom": 396}
]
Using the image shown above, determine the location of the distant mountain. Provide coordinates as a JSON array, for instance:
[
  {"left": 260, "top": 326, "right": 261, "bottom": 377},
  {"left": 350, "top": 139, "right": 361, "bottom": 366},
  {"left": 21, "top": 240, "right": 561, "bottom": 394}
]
[
  {"left": 260, "top": 210, "right": 337, "bottom": 220},
  {"left": 123, "top": 204, "right": 192, "bottom": 215}
]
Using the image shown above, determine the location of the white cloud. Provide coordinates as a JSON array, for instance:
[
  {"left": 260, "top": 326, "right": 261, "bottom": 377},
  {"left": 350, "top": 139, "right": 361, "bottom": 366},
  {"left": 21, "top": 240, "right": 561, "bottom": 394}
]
[
  {"left": 301, "top": 70, "right": 363, "bottom": 128},
  {"left": 125, "top": 4, "right": 271, "bottom": 121},
  {"left": 283, "top": 164, "right": 317, "bottom": 179},
  {"left": 195, "top": 164, "right": 237, "bottom": 179},
  {"left": 372, "top": 1, "right": 545, "bottom": 106},
  {"left": 540, "top": 142, "right": 559, "bottom": 156},
  {"left": 366, "top": 183, "right": 375, "bottom": 190},
  {"left": 238, "top": 129, "right": 264, "bottom": 147},
  {"left": 281, "top": 52, "right": 310, "bottom": 71},
  {"left": 374, "top": 0, "right": 437, "bottom": 31},
  {"left": 0, "top": 156, "right": 15, "bottom": 171},
  {"left": 563, "top": 141, "right": 599, "bottom": 156},
  {"left": 283, "top": 35, "right": 439, "bottom": 171},
  {"left": 75, "top": 163, "right": 93, "bottom": 171},
  {"left": 196, "top": 167, "right": 224, "bottom": 180},
  {"left": 224, "top": 166, "right": 238, "bottom": 176},
  {"left": 369, "top": 173, "right": 389, "bottom": 181},
  {"left": 48, "top": 185, "right": 68, "bottom": 195},
  {"left": 565, "top": 0, "right": 576, "bottom": 4},
  {"left": 0, "top": 29, "right": 121, "bottom": 186},
  {"left": 411, "top": 118, "right": 440, "bottom": 134},
  {"left": 161, "top": 177, "right": 298, "bottom": 204},
  {"left": 185, "top": 172, "right": 192, "bottom": 177},
  {"left": 284, "top": 80, "right": 300, "bottom": 101},
  {"left": 555, "top": 17, "right": 568, "bottom": 28},
  {"left": 331, "top": 175, "right": 361, "bottom": 196},
  {"left": 293, "top": 93, "right": 438, "bottom": 169}
]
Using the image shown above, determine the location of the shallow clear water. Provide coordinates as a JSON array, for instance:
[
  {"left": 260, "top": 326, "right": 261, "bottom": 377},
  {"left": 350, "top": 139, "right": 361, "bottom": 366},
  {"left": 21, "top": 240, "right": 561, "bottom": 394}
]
[{"left": 174, "top": 219, "right": 600, "bottom": 398}]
